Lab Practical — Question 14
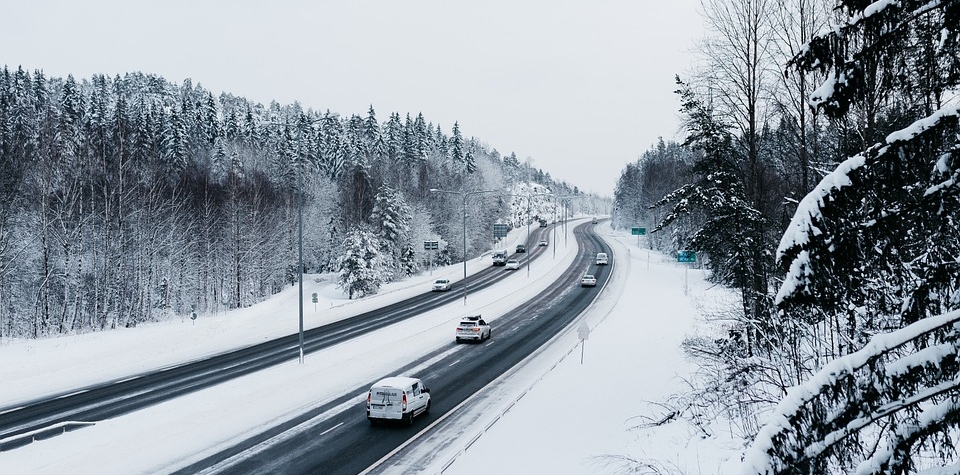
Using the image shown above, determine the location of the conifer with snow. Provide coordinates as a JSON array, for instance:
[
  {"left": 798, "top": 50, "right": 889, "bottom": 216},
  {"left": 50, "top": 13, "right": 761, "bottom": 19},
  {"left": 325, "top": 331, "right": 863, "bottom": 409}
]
[{"left": 336, "top": 229, "right": 386, "bottom": 300}]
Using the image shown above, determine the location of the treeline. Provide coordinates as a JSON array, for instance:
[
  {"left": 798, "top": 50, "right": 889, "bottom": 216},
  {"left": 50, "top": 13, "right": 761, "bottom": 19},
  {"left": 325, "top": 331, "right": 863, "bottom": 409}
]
[
  {"left": 0, "top": 67, "right": 589, "bottom": 338},
  {"left": 614, "top": 0, "right": 960, "bottom": 471}
]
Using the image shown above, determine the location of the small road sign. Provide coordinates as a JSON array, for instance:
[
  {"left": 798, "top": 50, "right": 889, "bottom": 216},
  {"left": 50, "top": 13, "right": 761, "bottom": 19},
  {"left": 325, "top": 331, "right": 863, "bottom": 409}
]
[
  {"left": 631, "top": 227, "right": 646, "bottom": 236},
  {"left": 677, "top": 250, "right": 697, "bottom": 263}
]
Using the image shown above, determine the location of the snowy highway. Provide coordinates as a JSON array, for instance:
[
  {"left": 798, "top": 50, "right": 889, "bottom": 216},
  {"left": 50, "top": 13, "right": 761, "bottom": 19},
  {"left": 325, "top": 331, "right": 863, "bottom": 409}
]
[{"left": 1, "top": 218, "right": 612, "bottom": 474}]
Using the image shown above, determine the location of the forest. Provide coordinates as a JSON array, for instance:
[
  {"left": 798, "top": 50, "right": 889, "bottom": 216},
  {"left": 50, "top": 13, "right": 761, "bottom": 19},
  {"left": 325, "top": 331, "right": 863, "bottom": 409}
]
[
  {"left": 611, "top": 0, "right": 960, "bottom": 472},
  {"left": 0, "top": 67, "right": 606, "bottom": 339}
]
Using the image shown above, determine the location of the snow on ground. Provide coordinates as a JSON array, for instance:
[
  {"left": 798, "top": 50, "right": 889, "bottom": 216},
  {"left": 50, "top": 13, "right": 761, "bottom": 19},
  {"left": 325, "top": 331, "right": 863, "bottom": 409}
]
[{"left": 0, "top": 219, "right": 745, "bottom": 474}]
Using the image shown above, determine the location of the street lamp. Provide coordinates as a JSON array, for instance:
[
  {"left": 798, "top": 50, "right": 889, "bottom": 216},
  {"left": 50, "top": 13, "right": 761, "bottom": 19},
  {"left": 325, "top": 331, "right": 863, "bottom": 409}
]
[
  {"left": 430, "top": 188, "right": 497, "bottom": 304},
  {"left": 264, "top": 116, "right": 320, "bottom": 364},
  {"left": 500, "top": 192, "right": 553, "bottom": 276},
  {"left": 554, "top": 194, "right": 581, "bottom": 248}
]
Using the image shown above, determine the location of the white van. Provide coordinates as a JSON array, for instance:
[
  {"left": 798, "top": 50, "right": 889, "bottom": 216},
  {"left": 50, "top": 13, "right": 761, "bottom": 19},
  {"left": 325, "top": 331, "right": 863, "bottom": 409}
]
[
  {"left": 596, "top": 252, "right": 608, "bottom": 265},
  {"left": 366, "top": 376, "right": 431, "bottom": 425}
]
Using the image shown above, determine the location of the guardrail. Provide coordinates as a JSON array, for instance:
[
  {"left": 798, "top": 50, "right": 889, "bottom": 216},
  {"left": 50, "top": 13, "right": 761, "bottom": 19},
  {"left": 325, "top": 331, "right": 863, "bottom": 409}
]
[{"left": 0, "top": 421, "right": 96, "bottom": 452}]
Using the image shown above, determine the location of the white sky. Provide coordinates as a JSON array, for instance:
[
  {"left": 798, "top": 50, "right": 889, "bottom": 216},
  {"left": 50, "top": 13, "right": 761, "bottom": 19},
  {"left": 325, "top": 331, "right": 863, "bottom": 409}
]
[
  {"left": 1, "top": 0, "right": 702, "bottom": 196},
  {"left": 0, "top": 219, "right": 746, "bottom": 474}
]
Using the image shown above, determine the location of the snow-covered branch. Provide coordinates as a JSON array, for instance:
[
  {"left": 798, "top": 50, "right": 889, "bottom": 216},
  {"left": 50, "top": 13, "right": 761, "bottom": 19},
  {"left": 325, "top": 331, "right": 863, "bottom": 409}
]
[{"left": 740, "top": 308, "right": 960, "bottom": 474}]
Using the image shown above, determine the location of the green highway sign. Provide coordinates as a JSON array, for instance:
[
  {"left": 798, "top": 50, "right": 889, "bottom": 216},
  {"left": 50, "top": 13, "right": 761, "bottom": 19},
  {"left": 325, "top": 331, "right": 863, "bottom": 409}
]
[
  {"left": 631, "top": 227, "right": 646, "bottom": 236},
  {"left": 677, "top": 250, "right": 696, "bottom": 263}
]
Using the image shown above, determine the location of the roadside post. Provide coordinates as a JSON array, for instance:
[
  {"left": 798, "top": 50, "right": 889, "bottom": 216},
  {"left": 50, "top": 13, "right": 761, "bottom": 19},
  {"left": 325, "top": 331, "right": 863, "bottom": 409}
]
[
  {"left": 578, "top": 321, "right": 591, "bottom": 364},
  {"left": 677, "top": 250, "right": 697, "bottom": 295},
  {"left": 424, "top": 240, "right": 438, "bottom": 275},
  {"left": 632, "top": 227, "right": 648, "bottom": 269},
  {"left": 631, "top": 226, "right": 646, "bottom": 248},
  {"left": 312, "top": 292, "right": 318, "bottom": 311},
  {"left": 190, "top": 305, "right": 197, "bottom": 326}
]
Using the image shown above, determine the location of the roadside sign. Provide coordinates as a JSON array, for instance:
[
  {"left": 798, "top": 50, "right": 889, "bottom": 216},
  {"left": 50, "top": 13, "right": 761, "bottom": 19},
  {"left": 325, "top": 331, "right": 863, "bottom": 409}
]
[
  {"left": 677, "top": 250, "right": 696, "bottom": 263},
  {"left": 578, "top": 321, "right": 591, "bottom": 364},
  {"left": 493, "top": 223, "right": 508, "bottom": 238},
  {"left": 424, "top": 240, "right": 438, "bottom": 250},
  {"left": 631, "top": 227, "right": 646, "bottom": 236},
  {"left": 577, "top": 322, "right": 590, "bottom": 340},
  {"left": 311, "top": 292, "right": 318, "bottom": 303}
]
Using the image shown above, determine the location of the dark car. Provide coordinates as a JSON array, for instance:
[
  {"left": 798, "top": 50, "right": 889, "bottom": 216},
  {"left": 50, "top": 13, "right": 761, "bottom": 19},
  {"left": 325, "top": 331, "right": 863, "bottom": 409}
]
[{"left": 516, "top": 244, "right": 526, "bottom": 253}]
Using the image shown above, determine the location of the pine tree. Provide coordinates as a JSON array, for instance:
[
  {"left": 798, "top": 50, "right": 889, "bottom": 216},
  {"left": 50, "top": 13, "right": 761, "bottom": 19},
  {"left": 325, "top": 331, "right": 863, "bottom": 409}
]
[
  {"left": 450, "top": 121, "right": 464, "bottom": 165},
  {"left": 746, "top": 0, "right": 960, "bottom": 472},
  {"left": 370, "top": 186, "right": 411, "bottom": 276},
  {"left": 653, "top": 78, "right": 766, "bottom": 333},
  {"left": 337, "top": 228, "right": 385, "bottom": 299}
]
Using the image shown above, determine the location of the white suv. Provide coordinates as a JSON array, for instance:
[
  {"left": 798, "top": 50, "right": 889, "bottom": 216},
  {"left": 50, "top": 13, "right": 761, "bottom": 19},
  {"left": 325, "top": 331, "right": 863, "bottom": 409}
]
[
  {"left": 456, "top": 315, "right": 491, "bottom": 343},
  {"left": 596, "top": 252, "right": 608, "bottom": 265}
]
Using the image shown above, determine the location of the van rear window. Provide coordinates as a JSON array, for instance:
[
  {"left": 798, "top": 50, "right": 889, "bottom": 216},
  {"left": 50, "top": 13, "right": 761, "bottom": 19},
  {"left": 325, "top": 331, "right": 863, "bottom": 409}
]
[{"left": 373, "top": 389, "right": 402, "bottom": 400}]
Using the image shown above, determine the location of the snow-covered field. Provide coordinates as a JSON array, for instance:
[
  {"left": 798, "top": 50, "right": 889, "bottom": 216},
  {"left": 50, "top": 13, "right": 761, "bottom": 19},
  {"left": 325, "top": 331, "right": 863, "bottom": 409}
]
[{"left": 0, "top": 220, "right": 743, "bottom": 474}]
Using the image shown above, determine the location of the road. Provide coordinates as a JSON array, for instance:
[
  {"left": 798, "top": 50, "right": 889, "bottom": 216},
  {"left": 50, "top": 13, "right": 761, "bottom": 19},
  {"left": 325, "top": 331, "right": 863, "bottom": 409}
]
[
  {"left": 0, "top": 220, "right": 613, "bottom": 475},
  {"left": 175, "top": 221, "right": 612, "bottom": 474}
]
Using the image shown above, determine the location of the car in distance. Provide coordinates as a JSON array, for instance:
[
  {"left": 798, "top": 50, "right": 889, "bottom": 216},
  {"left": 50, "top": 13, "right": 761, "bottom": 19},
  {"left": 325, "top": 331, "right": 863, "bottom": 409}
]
[
  {"left": 596, "top": 252, "right": 608, "bottom": 265},
  {"left": 456, "top": 315, "right": 491, "bottom": 343},
  {"left": 516, "top": 244, "right": 526, "bottom": 253},
  {"left": 592, "top": 217, "right": 598, "bottom": 224},
  {"left": 492, "top": 250, "right": 507, "bottom": 266},
  {"left": 366, "top": 376, "right": 431, "bottom": 426},
  {"left": 581, "top": 274, "right": 597, "bottom": 287},
  {"left": 504, "top": 258, "right": 520, "bottom": 270},
  {"left": 432, "top": 279, "right": 452, "bottom": 291}
]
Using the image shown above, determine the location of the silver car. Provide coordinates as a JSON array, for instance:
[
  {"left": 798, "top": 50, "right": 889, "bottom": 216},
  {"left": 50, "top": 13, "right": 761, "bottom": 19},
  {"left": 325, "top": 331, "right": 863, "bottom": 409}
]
[{"left": 432, "top": 279, "right": 452, "bottom": 291}]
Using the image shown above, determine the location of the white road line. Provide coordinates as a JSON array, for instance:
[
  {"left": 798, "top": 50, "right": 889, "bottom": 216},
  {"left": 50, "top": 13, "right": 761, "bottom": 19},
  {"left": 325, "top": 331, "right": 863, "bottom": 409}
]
[{"left": 320, "top": 422, "right": 343, "bottom": 436}]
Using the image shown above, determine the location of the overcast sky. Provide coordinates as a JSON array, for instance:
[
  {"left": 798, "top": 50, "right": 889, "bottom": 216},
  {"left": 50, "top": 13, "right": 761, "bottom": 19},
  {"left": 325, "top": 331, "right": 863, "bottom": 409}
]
[{"left": 2, "top": 0, "right": 702, "bottom": 196}]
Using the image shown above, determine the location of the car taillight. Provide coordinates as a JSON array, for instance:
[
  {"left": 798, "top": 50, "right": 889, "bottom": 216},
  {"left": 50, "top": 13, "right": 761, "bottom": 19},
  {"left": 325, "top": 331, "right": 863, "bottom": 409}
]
[
  {"left": 366, "top": 392, "right": 371, "bottom": 407},
  {"left": 473, "top": 328, "right": 480, "bottom": 332},
  {"left": 402, "top": 393, "right": 407, "bottom": 411}
]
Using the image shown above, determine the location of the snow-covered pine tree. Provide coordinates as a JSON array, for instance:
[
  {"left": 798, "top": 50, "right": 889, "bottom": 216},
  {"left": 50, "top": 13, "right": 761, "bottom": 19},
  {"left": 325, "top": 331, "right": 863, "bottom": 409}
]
[
  {"left": 653, "top": 77, "right": 766, "bottom": 338},
  {"left": 363, "top": 105, "right": 384, "bottom": 162},
  {"left": 748, "top": 0, "right": 960, "bottom": 472},
  {"left": 370, "top": 186, "right": 413, "bottom": 278},
  {"left": 450, "top": 121, "right": 464, "bottom": 167},
  {"left": 398, "top": 243, "right": 417, "bottom": 277},
  {"left": 336, "top": 228, "right": 386, "bottom": 300},
  {"left": 778, "top": 0, "right": 960, "bottom": 345}
]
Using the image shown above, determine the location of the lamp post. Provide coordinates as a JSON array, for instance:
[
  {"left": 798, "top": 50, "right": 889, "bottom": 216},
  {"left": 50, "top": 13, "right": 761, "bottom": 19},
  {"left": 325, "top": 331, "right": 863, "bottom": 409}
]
[
  {"left": 554, "top": 194, "right": 581, "bottom": 248},
  {"left": 500, "top": 192, "right": 552, "bottom": 276},
  {"left": 264, "top": 115, "right": 320, "bottom": 364},
  {"left": 430, "top": 188, "right": 497, "bottom": 304},
  {"left": 296, "top": 152, "right": 304, "bottom": 364}
]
